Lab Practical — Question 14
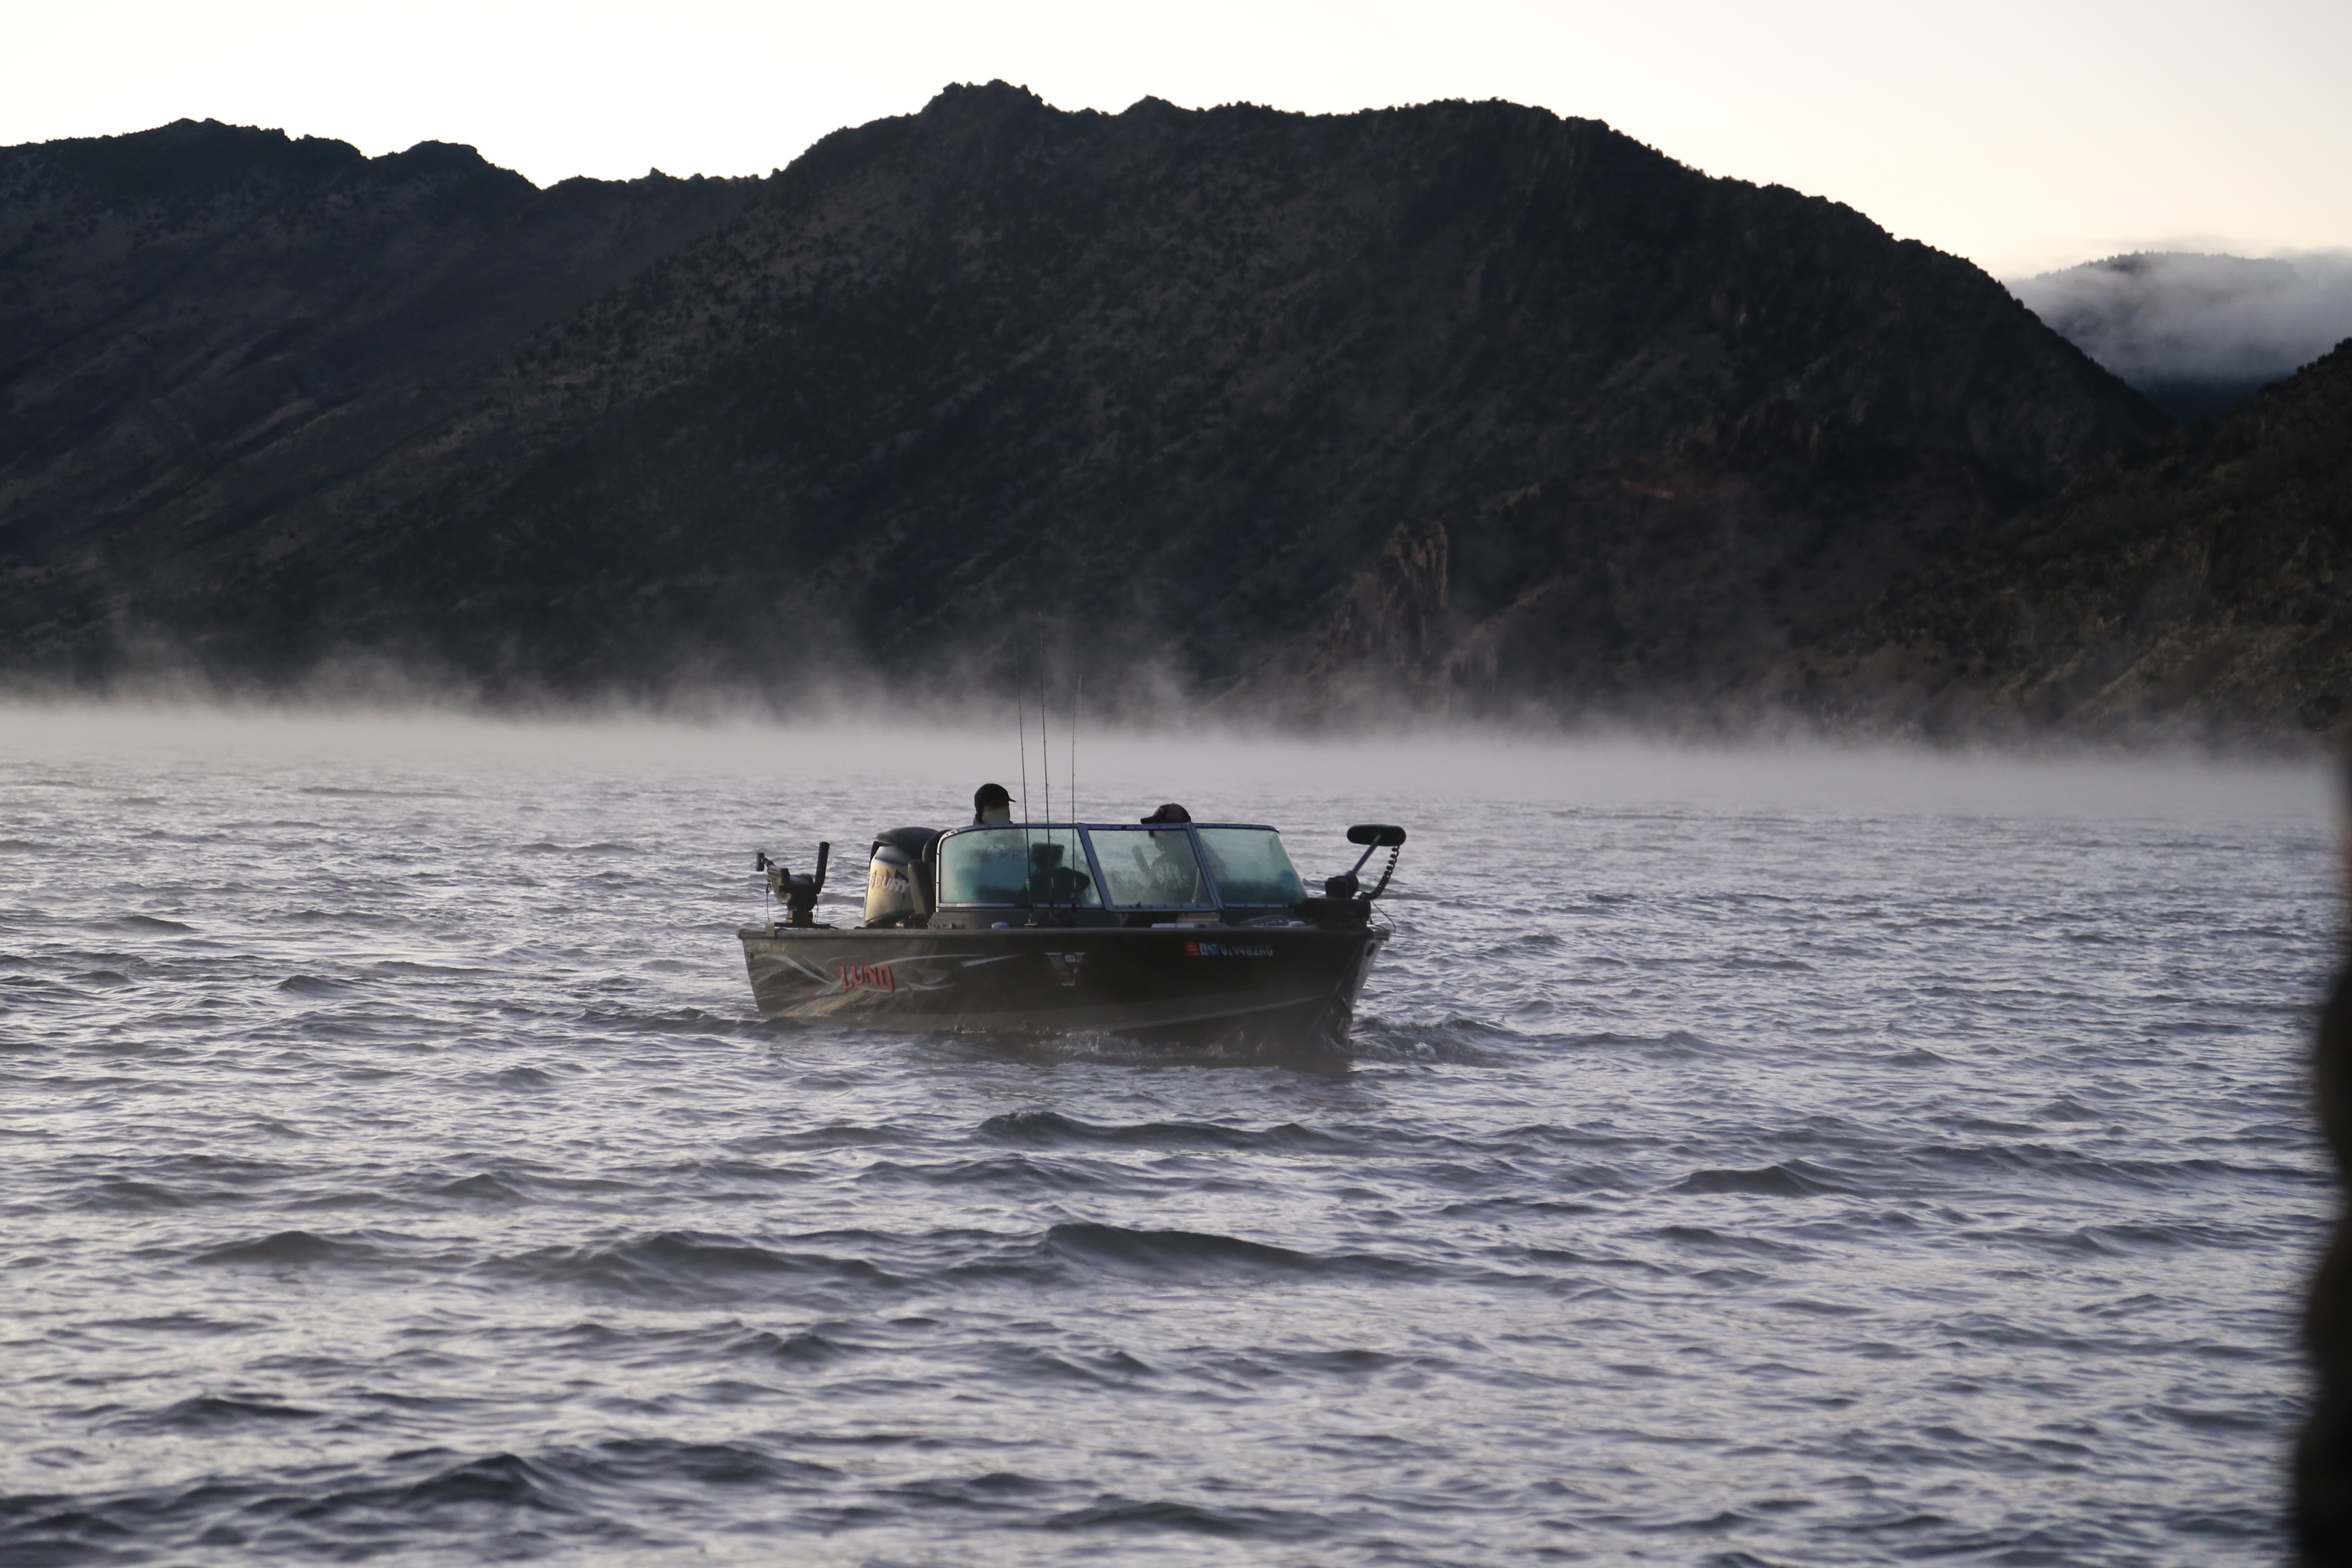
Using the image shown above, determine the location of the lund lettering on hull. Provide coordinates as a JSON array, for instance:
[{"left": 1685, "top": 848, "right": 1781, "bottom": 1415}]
[
  {"left": 1184, "top": 941, "right": 1274, "bottom": 958},
  {"left": 839, "top": 963, "right": 896, "bottom": 992}
]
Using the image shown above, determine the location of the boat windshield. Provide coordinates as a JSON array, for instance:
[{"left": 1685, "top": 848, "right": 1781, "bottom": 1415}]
[
  {"left": 937, "top": 827, "right": 1101, "bottom": 906},
  {"left": 1084, "top": 826, "right": 1212, "bottom": 908},
  {"left": 1196, "top": 827, "right": 1305, "bottom": 906}
]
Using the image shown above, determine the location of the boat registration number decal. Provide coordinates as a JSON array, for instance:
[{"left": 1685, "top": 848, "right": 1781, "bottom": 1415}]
[
  {"left": 1185, "top": 941, "right": 1273, "bottom": 958},
  {"left": 839, "top": 962, "right": 896, "bottom": 992}
]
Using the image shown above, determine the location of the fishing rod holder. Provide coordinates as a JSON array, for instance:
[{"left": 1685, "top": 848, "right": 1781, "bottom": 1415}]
[
  {"left": 1295, "top": 824, "right": 1406, "bottom": 925},
  {"left": 756, "top": 842, "right": 831, "bottom": 928}
]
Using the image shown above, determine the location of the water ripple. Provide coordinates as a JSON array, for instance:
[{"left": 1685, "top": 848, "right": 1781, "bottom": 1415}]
[{"left": 0, "top": 744, "right": 2326, "bottom": 1564}]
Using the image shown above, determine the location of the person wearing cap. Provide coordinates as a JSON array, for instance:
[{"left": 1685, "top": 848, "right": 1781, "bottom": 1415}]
[
  {"left": 974, "top": 784, "right": 1014, "bottom": 825},
  {"left": 1133, "top": 803, "right": 1204, "bottom": 902}
]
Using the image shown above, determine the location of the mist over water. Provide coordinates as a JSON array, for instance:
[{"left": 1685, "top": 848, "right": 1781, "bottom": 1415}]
[
  {"left": 0, "top": 707, "right": 2332, "bottom": 1564},
  {"left": 2, "top": 703, "right": 2329, "bottom": 821}
]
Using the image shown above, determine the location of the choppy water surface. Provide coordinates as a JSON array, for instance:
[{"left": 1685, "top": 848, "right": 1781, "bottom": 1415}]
[{"left": 0, "top": 717, "right": 2335, "bottom": 1565}]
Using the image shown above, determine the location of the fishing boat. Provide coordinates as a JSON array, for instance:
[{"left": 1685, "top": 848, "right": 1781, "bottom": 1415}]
[{"left": 739, "top": 815, "right": 1406, "bottom": 1048}]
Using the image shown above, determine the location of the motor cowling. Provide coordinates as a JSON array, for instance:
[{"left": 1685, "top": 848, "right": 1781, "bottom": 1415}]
[{"left": 864, "top": 827, "right": 943, "bottom": 926}]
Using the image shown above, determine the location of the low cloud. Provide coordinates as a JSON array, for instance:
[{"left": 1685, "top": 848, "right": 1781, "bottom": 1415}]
[{"left": 2009, "top": 250, "right": 2352, "bottom": 389}]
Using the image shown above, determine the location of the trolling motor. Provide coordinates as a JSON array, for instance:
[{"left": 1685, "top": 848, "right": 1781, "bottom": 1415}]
[
  {"left": 756, "top": 842, "right": 831, "bottom": 928},
  {"left": 1293, "top": 824, "right": 1406, "bottom": 927}
]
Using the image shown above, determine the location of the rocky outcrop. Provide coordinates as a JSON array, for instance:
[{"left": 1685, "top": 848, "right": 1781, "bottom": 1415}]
[
  {"left": 1259, "top": 401, "right": 2041, "bottom": 726},
  {"left": 1810, "top": 337, "right": 2352, "bottom": 744}
]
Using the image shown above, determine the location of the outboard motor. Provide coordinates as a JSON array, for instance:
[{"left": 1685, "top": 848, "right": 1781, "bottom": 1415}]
[
  {"left": 756, "top": 842, "right": 830, "bottom": 928},
  {"left": 1295, "top": 824, "right": 1406, "bottom": 926},
  {"left": 864, "top": 827, "right": 943, "bottom": 927}
]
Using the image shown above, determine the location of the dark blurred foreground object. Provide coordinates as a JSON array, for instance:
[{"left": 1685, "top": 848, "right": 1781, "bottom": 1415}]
[{"left": 2299, "top": 752, "right": 2352, "bottom": 1562}]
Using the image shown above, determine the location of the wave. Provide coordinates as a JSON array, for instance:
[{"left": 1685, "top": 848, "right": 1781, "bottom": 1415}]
[
  {"left": 429, "top": 1172, "right": 531, "bottom": 1204},
  {"left": 949, "top": 1029, "right": 1360, "bottom": 1073},
  {"left": 979, "top": 1109, "right": 1360, "bottom": 1155},
  {"left": 0, "top": 1440, "right": 846, "bottom": 1564},
  {"left": 723, "top": 1327, "right": 853, "bottom": 1366},
  {"left": 572, "top": 1005, "right": 747, "bottom": 1037},
  {"left": 1344, "top": 1017, "right": 1519, "bottom": 1064},
  {"left": 194, "top": 1230, "right": 382, "bottom": 1267},
  {"left": 275, "top": 974, "right": 359, "bottom": 996},
  {"left": 282, "top": 908, "right": 416, "bottom": 928},
  {"left": 882, "top": 1469, "right": 1060, "bottom": 1511},
  {"left": 1669, "top": 1160, "right": 1852, "bottom": 1197},
  {"left": 869, "top": 1152, "right": 1146, "bottom": 1197},
  {"left": 978, "top": 1342, "right": 1159, "bottom": 1389},
  {"left": 481, "top": 1231, "right": 901, "bottom": 1301},
  {"left": 1042, "top": 1222, "right": 1416, "bottom": 1283},
  {"left": 1043, "top": 1494, "right": 1336, "bottom": 1540},
  {"left": 1653, "top": 1225, "right": 1818, "bottom": 1259},
  {"left": 1917, "top": 1141, "right": 2309, "bottom": 1189},
  {"left": 113, "top": 1395, "right": 323, "bottom": 1435},
  {"left": 67, "top": 1178, "right": 196, "bottom": 1213},
  {"left": 731, "top": 1124, "right": 902, "bottom": 1152},
  {"left": 294, "top": 785, "right": 462, "bottom": 798},
  {"left": 83, "top": 1311, "right": 251, "bottom": 1337}
]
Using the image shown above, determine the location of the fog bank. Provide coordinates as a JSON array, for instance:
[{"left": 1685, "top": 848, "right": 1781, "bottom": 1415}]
[
  {"left": 1, "top": 704, "right": 2328, "bottom": 827},
  {"left": 2010, "top": 251, "right": 2352, "bottom": 415}
]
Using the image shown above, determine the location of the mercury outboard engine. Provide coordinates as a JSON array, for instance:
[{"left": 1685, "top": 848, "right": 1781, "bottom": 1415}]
[
  {"left": 1294, "top": 824, "right": 1406, "bottom": 926},
  {"left": 756, "top": 842, "right": 830, "bottom": 928},
  {"left": 863, "top": 827, "right": 943, "bottom": 927}
]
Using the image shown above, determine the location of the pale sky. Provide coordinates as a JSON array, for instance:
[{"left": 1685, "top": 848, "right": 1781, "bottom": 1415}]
[{"left": 3, "top": 0, "right": 2346, "bottom": 277}]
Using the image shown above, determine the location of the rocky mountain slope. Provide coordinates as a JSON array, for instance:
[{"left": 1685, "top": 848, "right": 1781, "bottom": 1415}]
[
  {"left": 1, "top": 86, "right": 2224, "bottom": 733},
  {"left": 1812, "top": 336, "right": 2352, "bottom": 743},
  {"left": 0, "top": 119, "right": 754, "bottom": 680}
]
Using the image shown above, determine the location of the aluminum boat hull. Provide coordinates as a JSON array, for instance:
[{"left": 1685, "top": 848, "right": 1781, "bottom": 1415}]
[{"left": 738, "top": 923, "right": 1387, "bottom": 1047}]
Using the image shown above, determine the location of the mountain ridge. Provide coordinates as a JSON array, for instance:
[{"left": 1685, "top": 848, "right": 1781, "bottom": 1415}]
[{"left": 15, "top": 86, "right": 2324, "bottom": 742}]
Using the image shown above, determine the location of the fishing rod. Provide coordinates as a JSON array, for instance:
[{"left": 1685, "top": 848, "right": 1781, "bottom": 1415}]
[{"left": 1038, "top": 632, "right": 1051, "bottom": 831}]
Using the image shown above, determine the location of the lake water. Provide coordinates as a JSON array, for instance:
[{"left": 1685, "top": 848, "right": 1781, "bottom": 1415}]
[{"left": 0, "top": 711, "right": 2336, "bottom": 1565}]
